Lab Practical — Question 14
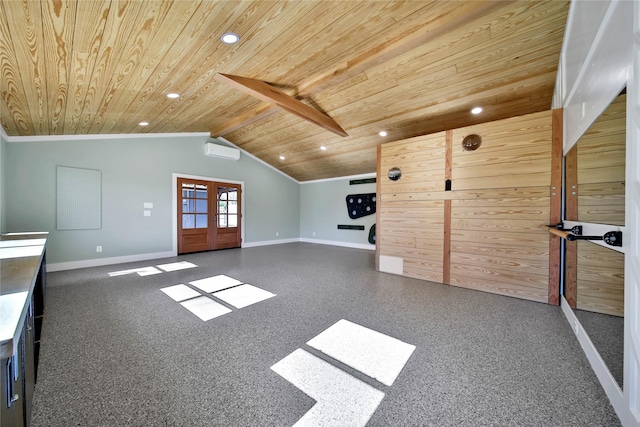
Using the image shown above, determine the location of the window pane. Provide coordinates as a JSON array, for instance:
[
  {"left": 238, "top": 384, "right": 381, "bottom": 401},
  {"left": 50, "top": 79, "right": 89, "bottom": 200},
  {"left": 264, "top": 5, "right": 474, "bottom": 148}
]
[
  {"left": 228, "top": 214, "right": 237, "bottom": 227},
  {"left": 182, "top": 199, "right": 194, "bottom": 213},
  {"left": 218, "top": 215, "right": 227, "bottom": 228},
  {"left": 196, "top": 189, "right": 207, "bottom": 199},
  {"left": 195, "top": 199, "right": 207, "bottom": 213},
  {"left": 182, "top": 186, "right": 194, "bottom": 198},
  {"left": 218, "top": 201, "right": 227, "bottom": 214},
  {"left": 229, "top": 201, "right": 237, "bottom": 214},
  {"left": 218, "top": 190, "right": 228, "bottom": 201},
  {"left": 228, "top": 189, "right": 238, "bottom": 201},
  {"left": 182, "top": 214, "right": 195, "bottom": 229},
  {"left": 195, "top": 214, "right": 208, "bottom": 228}
]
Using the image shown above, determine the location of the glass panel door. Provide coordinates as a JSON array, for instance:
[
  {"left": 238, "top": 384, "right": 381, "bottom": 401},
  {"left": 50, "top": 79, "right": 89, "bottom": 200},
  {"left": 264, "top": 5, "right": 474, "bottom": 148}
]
[{"left": 178, "top": 179, "right": 213, "bottom": 254}]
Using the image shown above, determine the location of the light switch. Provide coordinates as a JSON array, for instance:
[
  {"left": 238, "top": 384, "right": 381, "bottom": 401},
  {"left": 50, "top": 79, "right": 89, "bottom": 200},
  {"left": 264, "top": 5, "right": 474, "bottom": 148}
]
[
  {"left": 144, "top": 210, "right": 151, "bottom": 217},
  {"left": 144, "top": 202, "right": 153, "bottom": 209}
]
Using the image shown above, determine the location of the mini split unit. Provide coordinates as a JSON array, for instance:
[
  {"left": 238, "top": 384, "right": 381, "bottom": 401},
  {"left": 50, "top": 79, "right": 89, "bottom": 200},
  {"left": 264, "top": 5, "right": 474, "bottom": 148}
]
[{"left": 204, "top": 142, "right": 240, "bottom": 161}]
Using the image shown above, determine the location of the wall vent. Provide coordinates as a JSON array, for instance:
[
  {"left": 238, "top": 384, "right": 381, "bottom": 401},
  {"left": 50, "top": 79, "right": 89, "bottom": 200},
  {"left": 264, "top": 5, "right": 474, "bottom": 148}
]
[{"left": 204, "top": 143, "right": 240, "bottom": 160}]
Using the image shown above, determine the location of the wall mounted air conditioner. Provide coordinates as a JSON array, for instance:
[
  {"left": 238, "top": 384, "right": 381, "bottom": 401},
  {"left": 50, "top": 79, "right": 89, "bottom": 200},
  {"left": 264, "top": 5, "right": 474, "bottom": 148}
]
[{"left": 204, "top": 142, "right": 240, "bottom": 160}]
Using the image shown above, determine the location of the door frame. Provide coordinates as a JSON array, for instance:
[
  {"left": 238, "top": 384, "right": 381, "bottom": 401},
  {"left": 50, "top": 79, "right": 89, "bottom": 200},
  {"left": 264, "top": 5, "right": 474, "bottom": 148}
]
[{"left": 172, "top": 173, "right": 245, "bottom": 256}]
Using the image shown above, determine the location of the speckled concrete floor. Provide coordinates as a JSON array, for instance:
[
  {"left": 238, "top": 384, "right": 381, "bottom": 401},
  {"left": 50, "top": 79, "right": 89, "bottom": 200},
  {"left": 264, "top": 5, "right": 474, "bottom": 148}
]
[{"left": 31, "top": 243, "right": 621, "bottom": 426}]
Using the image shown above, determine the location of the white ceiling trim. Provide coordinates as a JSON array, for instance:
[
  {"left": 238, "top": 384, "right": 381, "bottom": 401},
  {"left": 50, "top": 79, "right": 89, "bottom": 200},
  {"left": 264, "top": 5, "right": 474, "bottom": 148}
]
[
  {"left": 299, "top": 172, "right": 376, "bottom": 185},
  {"left": 3, "top": 131, "right": 211, "bottom": 143}
]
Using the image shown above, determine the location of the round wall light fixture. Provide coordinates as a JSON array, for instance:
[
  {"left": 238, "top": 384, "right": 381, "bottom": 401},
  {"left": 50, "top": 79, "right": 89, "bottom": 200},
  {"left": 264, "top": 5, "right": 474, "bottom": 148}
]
[
  {"left": 388, "top": 167, "right": 402, "bottom": 181},
  {"left": 462, "top": 134, "right": 482, "bottom": 151}
]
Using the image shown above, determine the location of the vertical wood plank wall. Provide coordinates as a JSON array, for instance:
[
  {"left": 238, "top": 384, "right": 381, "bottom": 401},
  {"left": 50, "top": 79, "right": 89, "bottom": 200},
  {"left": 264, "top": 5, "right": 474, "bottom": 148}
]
[
  {"left": 379, "top": 111, "right": 552, "bottom": 303},
  {"left": 572, "top": 93, "right": 626, "bottom": 316}
]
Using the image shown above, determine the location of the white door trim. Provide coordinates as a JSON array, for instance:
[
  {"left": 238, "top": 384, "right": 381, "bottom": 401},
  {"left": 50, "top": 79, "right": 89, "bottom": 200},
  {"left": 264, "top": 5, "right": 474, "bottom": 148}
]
[{"left": 172, "top": 173, "right": 245, "bottom": 255}]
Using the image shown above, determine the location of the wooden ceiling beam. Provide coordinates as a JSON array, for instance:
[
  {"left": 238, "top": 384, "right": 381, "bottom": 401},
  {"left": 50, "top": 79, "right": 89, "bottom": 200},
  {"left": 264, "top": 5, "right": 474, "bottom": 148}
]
[
  {"left": 211, "top": 1, "right": 509, "bottom": 137},
  {"left": 215, "top": 73, "right": 348, "bottom": 137}
]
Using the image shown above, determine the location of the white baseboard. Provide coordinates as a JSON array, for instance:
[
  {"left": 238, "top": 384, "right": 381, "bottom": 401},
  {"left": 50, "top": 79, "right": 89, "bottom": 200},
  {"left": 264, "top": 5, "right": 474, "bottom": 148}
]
[
  {"left": 299, "top": 238, "right": 375, "bottom": 251},
  {"left": 47, "top": 251, "right": 175, "bottom": 272},
  {"left": 242, "top": 238, "right": 299, "bottom": 248},
  {"left": 560, "top": 297, "right": 635, "bottom": 426},
  {"left": 47, "top": 239, "right": 374, "bottom": 271}
]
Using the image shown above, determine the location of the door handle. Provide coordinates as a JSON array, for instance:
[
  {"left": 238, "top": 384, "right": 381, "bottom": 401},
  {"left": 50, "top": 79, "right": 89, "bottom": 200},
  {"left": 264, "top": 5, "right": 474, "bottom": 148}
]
[{"left": 5, "top": 357, "right": 18, "bottom": 408}]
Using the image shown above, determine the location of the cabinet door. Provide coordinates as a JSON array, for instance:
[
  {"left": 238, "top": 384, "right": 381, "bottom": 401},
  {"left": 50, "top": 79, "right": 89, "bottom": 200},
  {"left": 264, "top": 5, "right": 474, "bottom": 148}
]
[
  {"left": 1, "top": 355, "right": 15, "bottom": 426},
  {"left": 1, "top": 349, "right": 23, "bottom": 427},
  {"left": 22, "top": 301, "right": 35, "bottom": 426}
]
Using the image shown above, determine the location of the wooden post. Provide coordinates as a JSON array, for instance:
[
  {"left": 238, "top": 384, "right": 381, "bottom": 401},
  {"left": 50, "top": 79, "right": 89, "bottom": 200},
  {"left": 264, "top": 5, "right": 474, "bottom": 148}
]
[
  {"left": 443, "top": 130, "right": 453, "bottom": 284},
  {"left": 548, "top": 108, "right": 563, "bottom": 305}
]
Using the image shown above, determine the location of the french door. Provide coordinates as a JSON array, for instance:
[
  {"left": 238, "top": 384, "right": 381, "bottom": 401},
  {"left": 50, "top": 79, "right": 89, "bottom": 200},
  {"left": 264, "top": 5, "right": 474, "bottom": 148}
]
[{"left": 177, "top": 178, "right": 242, "bottom": 254}]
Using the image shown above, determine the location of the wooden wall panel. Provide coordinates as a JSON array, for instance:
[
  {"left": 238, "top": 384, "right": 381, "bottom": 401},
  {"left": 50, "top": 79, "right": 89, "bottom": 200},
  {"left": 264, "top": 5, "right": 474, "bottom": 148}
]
[
  {"left": 576, "top": 241, "right": 624, "bottom": 316},
  {"left": 448, "top": 111, "right": 551, "bottom": 302},
  {"left": 569, "top": 93, "right": 626, "bottom": 316},
  {"left": 379, "top": 132, "right": 446, "bottom": 283},
  {"left": 576, "top": 93, "right": 626, "bottom": 226},
  {"left": 378, "top": 110, "right": 552, "bottom": 303}
]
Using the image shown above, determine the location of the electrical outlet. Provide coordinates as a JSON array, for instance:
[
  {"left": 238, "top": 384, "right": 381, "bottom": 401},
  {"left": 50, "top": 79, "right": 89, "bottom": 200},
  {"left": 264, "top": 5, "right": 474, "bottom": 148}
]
[
  {"left": 96, "top": 246, "right": 102, "bottom": 253},
  {"left": 313, "top": 232, "right": 316, "bottom": 236},
  {"left": 573, "top": 320, "right": 579, "bottom": 334},
  {"left": 276, "top": 232, "right": 279, "bottom": 237}
]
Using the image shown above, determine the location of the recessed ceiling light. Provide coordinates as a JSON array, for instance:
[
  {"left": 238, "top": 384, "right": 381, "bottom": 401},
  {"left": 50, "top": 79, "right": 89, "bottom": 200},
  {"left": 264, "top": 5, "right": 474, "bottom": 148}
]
[
  {"left": 320, "top": 146, "right": 327, "bottom": 151},
  {"left": 221, "top": 32, "right": 239, "bottom": 44},
  {"left": 379, "top": 131, "right": 388, "bottom": 137},
  {"left": 138, "top": 121, "right": 149, "bottom": 126},
  {"left": 166, "top": 93, "right": 180, "bottom": 99},
  {"left": 471, "top": 107, "right": 483, "bottom": 115},
  {"left": 279, "top": 155, "right": 285, "bottom": 160}
]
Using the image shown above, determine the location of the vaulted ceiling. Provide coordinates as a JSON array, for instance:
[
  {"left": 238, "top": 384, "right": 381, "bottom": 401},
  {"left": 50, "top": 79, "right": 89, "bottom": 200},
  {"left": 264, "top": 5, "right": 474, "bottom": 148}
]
[{"left": 0, "top": 0, "right": 569, "bottom": 181}]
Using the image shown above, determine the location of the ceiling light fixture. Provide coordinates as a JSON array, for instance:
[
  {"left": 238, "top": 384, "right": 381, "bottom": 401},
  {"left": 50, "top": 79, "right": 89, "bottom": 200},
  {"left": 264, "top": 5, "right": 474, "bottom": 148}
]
[
  {"left": 471, "top": 107, "right": 483, "bottom": 115},
  {"left": 279, "top": 155, "right": 285, "bottom": 160},
  {"left": 138, "top": 121, "right": 149, "bottom": 126},
  {"left": 379, "top": 131, "right": 388, "bottom": 137},
  {"left": 166, "top": 93, "right": 180, "bottom": 99},
  {"left": 320, "top": 146, "right": 327, "bottom": 151},
  {"left": 221, "top": 32, "right": 239, "bottom": 44}
]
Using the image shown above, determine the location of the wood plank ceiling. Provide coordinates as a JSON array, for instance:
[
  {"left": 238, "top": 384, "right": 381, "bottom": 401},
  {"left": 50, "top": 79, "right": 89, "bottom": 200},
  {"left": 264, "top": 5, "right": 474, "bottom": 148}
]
[{"left": 0, "top": 0, "right": 569, "bottom": 182}]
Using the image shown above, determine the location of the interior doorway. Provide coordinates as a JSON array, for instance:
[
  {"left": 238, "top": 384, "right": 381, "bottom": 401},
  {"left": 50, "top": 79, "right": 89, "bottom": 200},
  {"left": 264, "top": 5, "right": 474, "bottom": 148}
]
[{"left": 176, "top": 175, "right": 243, "bottom": 255}]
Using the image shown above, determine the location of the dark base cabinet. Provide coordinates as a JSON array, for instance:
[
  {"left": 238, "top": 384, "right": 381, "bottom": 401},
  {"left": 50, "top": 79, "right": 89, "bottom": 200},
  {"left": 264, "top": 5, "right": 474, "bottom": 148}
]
[
  {"left": 1, "top": 234, "right": 47, "bottom": 427},
  {"left": 1, "top": 331, "right": 26, "bottom": 427}
]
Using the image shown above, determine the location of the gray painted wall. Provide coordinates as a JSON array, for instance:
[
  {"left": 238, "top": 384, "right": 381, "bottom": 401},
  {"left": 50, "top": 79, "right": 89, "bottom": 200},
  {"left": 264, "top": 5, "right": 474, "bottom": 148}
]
[
  {"left": 5, "top": 134, "right": 299, "bottom": 263},
  {"left": 299, "top": 176, "right": 376, "bottom": 247},
  {"left": 0, "top": 129, "right": 5, "bottom": 233}
]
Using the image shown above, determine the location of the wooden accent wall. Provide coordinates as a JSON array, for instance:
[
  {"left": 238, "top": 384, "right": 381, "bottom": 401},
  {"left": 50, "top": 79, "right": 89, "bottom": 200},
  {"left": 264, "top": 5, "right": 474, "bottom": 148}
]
[
  {"left": 576, "top": 241, "right": 624, "bottom": 316},
  {"left": 576, "top": 94, "right": 626, "bottom": 226},
  {"left": 569, "top": 93, "right": 626, "bottom": 316},
  {"left": 379, "top": 111, "right": 552, "bottom": 303},
  {"left": 379, "top": 132, "right": 446, "bottom": 283}
]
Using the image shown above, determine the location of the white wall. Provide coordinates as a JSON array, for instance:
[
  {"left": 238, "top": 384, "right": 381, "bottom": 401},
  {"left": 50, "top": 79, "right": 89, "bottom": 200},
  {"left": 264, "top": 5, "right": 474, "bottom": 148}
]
[
  {"left": 0, "top": 126, "right": 6, "bottom": 233},
  {"left": 4, "top": 133, "right": 300, "bottom": 266},
  {"left": 555, "top": 0, "right": 637, "bottom": 425},
  {"left": 299, "top": 173, "right": 376, "bottom": 250}
]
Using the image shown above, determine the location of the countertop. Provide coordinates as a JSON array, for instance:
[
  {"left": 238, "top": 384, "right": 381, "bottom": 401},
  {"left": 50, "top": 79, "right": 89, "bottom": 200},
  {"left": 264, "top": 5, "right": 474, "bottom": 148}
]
[{"left": 0, "top": 232, "right": 48, "bottom": 358}]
